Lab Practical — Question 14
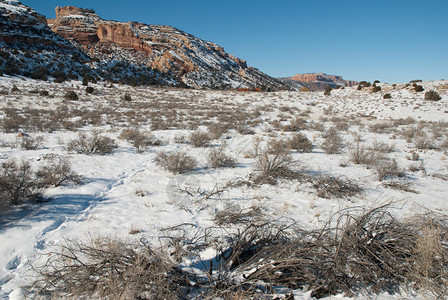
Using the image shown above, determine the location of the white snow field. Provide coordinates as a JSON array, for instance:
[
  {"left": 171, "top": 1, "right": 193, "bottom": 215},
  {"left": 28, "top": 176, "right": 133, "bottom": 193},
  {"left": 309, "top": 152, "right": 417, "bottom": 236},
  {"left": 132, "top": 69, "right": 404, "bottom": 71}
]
[{"left": 0, "top": 76, "right": 447, "bottom": 299}]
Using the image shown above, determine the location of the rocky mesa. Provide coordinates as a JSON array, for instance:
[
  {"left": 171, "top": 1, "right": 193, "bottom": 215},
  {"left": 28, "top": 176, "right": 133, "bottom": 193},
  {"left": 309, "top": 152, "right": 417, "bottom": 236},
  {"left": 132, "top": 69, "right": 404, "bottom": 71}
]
[{"left": 282, "top": 73, "right": 358, "bottom": 91}]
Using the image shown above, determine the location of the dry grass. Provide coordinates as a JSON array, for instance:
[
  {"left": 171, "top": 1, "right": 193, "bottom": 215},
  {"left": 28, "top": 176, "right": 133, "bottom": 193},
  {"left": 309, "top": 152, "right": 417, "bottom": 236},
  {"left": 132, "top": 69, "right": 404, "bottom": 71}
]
[
  {"left": 382, "top": 180, "right": 418, "bottom": 193},
  {"left": 214, "top": 203, "right": 266, "bottom": 226},
  {"left": 307, "top": 174, "right": 362, "bottom": 199}
]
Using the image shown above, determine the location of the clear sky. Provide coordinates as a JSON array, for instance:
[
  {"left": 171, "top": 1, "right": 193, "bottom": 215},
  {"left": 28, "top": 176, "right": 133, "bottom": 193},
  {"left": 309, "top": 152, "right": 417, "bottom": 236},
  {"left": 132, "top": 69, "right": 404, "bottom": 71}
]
[{"left": 21, "top": 0, "right": 448, "bottom": 83}]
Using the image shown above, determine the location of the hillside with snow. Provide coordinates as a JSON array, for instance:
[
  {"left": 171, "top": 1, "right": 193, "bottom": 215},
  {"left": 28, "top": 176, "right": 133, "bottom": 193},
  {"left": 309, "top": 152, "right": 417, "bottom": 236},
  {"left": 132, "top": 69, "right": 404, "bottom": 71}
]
[
  {"left": 0, "top": 76, "right": 447, "bottom": 299},
  {"left": 0, "top": 1, "right": 290, "bottom": 90}
]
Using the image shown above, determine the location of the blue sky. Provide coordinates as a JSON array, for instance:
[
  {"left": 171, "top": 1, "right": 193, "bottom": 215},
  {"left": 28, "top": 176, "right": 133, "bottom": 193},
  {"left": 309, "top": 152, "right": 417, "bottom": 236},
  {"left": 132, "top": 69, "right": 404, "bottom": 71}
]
[{"left": 21, "top": 0, "right": 448, "bottom": 83}]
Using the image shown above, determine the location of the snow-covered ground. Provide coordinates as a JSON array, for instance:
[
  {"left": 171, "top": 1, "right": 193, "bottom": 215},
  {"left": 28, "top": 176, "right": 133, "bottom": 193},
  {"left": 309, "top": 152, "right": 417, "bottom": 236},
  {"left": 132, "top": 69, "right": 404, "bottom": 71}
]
[{"left": 0, "top": 76, "right": 447, "bottom": 299}]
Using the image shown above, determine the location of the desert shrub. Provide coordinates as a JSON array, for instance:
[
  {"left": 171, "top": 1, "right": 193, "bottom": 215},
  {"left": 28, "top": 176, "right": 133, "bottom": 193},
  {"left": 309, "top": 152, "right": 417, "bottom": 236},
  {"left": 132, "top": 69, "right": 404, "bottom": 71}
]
[
  {"left": 358, "top": 81, "right": 371, "bottom": 88},
  {"left": 369, "top": 122, "right": 393, "bottom": 134},
  {"left": 408, "top": 160, "right": 426, "bottom": 174},
  {"left": 414, "top": 133, "right": 435, "bottom": 150},
  {"left": 173, "top": 134, "right": 189, "bottom": 144},
  {"left": 307, "top": 121, "right": 325, "bottom": 132},
  {"left": 123, "top": 93, "right": 132, "bottom": 101},
  {"left": 2, "top": 109, "right": 25, "bottom": 133},
  {"left": 207, "top": 123, "right": 228, "bottom": 140},
  {"left": 39, "top": 90, "right": 49, "bottom": 96},
  {"left": 371, "top": 85, "right": 381, "bottom": 93},
  {"left": 225, "top": 206, "right": 448, "bottom": 298},
  {"left": 64, "top": 91, "right": 78, "bottom": 100},
  {"left": 189, "top": 131, "right": 212, "bottom": 148},
  {"left": 85, "top": 86, "right": 94, "bottom": 94},
  {"left": 0, "top": 159, "right": 41, "bottom": 205},
  {"left": 32, "top": 237, "right": 185, "bottom": 299},
  {"left": 392, "top": 117, "right": 416, "bottom": 126},
  {"left": 208, "top": 146, "right": 236, "bottom": 169},
  {"left": 321, "top": 128, "right": 344, "bottom": 154},
  {"left": 19, "top": 135, "right": 44, "bottom": 150},
  {"left": 334, "top": 119, "right": 350, "bottom": 132},
  {"left": 413, "top": 84, "right": 424, "bottom": 92},
  {"left": 235, "top": 122, "right": 255, "bottom": 135},
  {"left": 289, "top": 133, "right": 312, "bottom": 153},
  {"left": 120, "top": 128, "right": 161, "bottom": 153},
  {"left": 383, "top": 93, "right": 392, "bottom": 99},
  {"left": 375, "top": 159, "right": 405, "bottom": 181},
  {"left": 401, "top": 127, "right": 418, "bottom": 142},
  {"left": 155, "top": 151, "right": 197, "bottom": 174},
  {"left": 253, "top": 140, "right": 297, "bottom": 184},
  {"left": 53, "top": 76, "right": 67, "bottom": 83},
  {"left": 308, "top": 174, "right": 362, "bottom": 199},
  {"left": 30, "top": 204, "right": 448, "bottom": 299},
  {"left": 370, "top": 140, "right": 395, "bottom": 153},
  {"left": 66, "top": 131, "right": 117, "bottom": 155},
  {"left": 424, "top": 90, "right": 441, "bottom": 101},
  {"left": 349, "top": 141, "right": 379, "bottom": 166},
  {"left": 441, "top": 136, "right": 448, "bottom": 152},
  {"left": 37, "top": 156, "right": 81, "bottom": 187},
  {"left": 282, "top": 117, "right": 307, "bottom": 132},
  {"left": 324, "top": 86, "right": 332, "bottom": 96},
  {"left": 407, "top": 151, "right": 420, "bottom": 161}
]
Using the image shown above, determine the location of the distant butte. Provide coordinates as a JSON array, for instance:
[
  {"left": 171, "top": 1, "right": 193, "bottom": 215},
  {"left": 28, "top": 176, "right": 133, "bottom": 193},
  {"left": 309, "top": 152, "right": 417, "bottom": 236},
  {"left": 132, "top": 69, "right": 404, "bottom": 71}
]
[{"left": 283, "top": 73, "right": 358, "bottom": 91}]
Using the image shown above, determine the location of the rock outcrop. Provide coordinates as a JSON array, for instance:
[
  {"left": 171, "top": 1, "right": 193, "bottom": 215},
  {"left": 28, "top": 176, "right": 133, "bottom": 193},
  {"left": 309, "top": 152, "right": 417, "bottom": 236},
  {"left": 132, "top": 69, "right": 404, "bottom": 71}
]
[
  {"left": 0, "top": 0, "right": 94, "bottom": 79},
  {"left": 0, "top": 0, "right": 71, "bottom": 47},
  {"left": 48, "top": 6, "right": 288, "bottom": 90}
]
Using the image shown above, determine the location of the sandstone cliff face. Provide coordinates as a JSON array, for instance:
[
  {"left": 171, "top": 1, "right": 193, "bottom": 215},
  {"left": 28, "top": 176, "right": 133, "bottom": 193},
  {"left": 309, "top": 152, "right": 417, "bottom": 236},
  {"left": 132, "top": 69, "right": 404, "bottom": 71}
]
[{"left": 48, "top": 6, "right": 287, "bottom": 90}]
